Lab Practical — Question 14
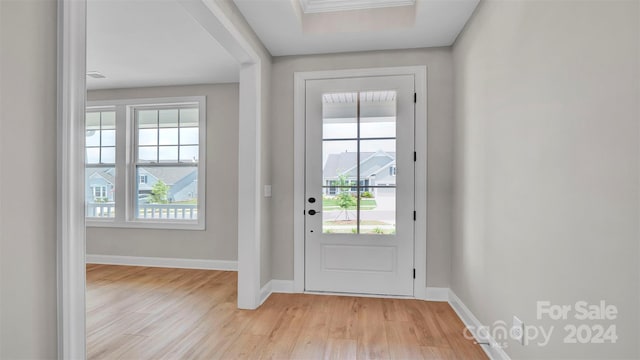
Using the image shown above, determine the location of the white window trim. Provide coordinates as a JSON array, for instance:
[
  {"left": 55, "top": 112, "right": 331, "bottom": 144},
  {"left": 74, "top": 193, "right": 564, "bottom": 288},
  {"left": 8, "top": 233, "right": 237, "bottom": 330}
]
[{"left": 85, "top": 96, "right": 207, "bottom": 230}]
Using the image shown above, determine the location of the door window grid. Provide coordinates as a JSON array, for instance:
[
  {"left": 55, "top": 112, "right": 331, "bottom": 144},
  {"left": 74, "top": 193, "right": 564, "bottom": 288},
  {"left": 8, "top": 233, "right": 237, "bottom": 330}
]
[{"left": 321, "top": 91, "right": 397, "bottom": 235}]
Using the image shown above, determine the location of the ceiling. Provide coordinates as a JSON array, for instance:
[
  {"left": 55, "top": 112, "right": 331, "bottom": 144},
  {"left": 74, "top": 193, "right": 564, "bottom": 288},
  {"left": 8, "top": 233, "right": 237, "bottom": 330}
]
[
  {"left": 87, "top": 0, "right": 479, "bottom": 89},
  {"left": 233, "top": 0, "right": 480, "bottom": 56},
  {"left": 87, "top": 0, "right": 240, "bottom": 90}
]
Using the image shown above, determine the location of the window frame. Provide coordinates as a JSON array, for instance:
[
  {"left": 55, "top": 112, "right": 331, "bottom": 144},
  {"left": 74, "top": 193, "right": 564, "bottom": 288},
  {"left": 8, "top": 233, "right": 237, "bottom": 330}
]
[{"left": 85, "top": 96, "right": 206, "bottom": 230}]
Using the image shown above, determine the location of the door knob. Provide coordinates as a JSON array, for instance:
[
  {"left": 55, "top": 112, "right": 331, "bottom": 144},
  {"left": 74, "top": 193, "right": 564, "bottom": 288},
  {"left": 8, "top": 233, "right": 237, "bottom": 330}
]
[
  {"left": 308, "top": 209, "right": 318, "bottom": 215},
  {"left": 308, "top": 197, "right": 316, "bottom": 203}
]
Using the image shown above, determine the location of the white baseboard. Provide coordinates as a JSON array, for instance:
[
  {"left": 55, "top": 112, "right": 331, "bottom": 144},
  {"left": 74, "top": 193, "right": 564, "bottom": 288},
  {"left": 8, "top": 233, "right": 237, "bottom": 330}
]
[
  {"left": 259, "top": 279, "right": 295, "bottom": 305},
  {"left": 424, "top": 287, "right": 449, "bottom": 301},
  {"left": 448, "top": 290, "right": 511, "bottom": 360},
  {"left": 259, "top": 281, "right": 272, "bottom": 306},
  {"left": 271, "top": 280, "right": 295, "bottom": 293},
  {"left": 86, "top": 254, "right": 238, "bottom": 271}
]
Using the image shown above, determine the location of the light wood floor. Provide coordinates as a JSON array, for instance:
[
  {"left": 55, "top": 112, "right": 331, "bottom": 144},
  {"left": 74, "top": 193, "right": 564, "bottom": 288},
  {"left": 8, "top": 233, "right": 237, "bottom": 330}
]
[{"left": 87, "top": 264, "right": 488, "bottom": 359}]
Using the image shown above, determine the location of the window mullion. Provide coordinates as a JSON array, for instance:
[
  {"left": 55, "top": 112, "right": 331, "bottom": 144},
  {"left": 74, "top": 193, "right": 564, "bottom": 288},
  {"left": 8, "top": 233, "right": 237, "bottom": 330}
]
[
  {"left": 177, "top": 108, "right": 181, "bottom": 163},
  {"left": 98, "top": 111, "right": 103, "bottom": 164},
  {"left": 113, "top": 104, "right": 127, "bottom": 223}
]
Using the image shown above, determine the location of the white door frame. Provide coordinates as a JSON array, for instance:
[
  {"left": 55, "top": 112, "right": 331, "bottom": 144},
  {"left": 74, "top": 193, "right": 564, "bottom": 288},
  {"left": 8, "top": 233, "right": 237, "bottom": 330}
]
[
  {"left": 293, "top": 66, "right": 427, "bottom": 299},
  {"left": 57, "top": 0, "right": 265, "bottom": 357}
]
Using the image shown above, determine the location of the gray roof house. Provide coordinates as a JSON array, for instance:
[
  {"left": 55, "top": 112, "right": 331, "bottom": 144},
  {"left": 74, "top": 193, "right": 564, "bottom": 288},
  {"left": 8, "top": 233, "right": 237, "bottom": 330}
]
[
  {"left": 86, "top": 167, "right": 198, "bottom": 204},
  {"left": 323, "top": 151, "right": 396, "bottom": 194},
  {"left": 86, "top": 168, "right": 116, "bottom": 203}
]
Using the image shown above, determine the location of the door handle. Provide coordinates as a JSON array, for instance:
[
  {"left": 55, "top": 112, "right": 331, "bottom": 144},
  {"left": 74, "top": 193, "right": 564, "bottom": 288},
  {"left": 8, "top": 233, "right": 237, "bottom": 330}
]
[{"left": 308, "top": 209, "right": 320, "bottom": 215}]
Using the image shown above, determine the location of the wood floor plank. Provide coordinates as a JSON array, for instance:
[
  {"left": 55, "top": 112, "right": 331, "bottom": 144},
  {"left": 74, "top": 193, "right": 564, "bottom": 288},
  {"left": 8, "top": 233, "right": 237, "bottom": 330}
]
[
  {"left": 385, "top": 321, "right": 426, "bottom": 360},
  {"left": 86, "top": 265, "right": 488, "bottom": 360},
  {"left": 356, "top": 297, "right": 391, "bottom": 359},
  {"left": 289, "top": 303, "right": 331, "bottom": 359},
  {"left": 327, "top": 295, "right": 361, "bottom": 340},
  {"left": 324, "top": 338, "right": 357, "bottom": 360},
  {"left": 421, "top": 345, "right": 459, "bottom": 359}
]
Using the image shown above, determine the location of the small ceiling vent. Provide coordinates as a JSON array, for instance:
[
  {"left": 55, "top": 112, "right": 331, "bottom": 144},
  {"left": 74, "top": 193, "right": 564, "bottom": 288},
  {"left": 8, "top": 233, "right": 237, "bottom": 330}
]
[{"left": 87, "top": 71, "right": 106, "bottom": 79}]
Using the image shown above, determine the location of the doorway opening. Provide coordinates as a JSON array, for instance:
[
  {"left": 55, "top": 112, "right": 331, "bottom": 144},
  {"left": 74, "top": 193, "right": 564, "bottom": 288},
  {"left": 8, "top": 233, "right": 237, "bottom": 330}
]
[{"left": 57, "top": 0, "right": 265, "bottom": 357}]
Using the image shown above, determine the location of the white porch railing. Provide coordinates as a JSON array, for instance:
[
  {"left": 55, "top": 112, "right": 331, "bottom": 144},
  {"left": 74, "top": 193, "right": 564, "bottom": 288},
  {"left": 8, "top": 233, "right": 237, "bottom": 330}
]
[
  {"left": 87, "top": 203, "right": 115, "bottom": 218},
  {"left": 137, "top": 204, "right": 198, "bottom": 220},
  {"left": 87, "top": 203, "right": 198, "bottom": 220}
]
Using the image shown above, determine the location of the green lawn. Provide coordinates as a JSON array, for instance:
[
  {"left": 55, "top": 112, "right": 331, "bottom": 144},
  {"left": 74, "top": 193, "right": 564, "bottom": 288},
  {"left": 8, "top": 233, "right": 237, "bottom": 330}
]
[{"left": 322, "top": 198, "right": 376, "bottom": 210}]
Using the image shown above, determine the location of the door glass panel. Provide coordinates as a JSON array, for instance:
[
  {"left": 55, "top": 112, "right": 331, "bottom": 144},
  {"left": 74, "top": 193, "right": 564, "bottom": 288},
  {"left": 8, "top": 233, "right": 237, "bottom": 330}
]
[
  {"left": 322, "top": 92, "right": 357, "bottom": 139},
  {"left": 360, "top": 139, "right": 396, "bottom": 179},
  {"left": 360, "top": 90, "right": 396, "bottom": 138},
  {"left": 360, "top": 187, "right": 396, "bottom": 235},
  {"left": 319, "top": 90, "right": 398, "bottom": 235},
  {"left": 322, "top": 140, "right": 357, "bottom": 234},
  {"left": 322, "top": 140, "right": 357, "bottom": 182},
  {"left": 322, "top": 187, "right": 357, "bottom": 234}
]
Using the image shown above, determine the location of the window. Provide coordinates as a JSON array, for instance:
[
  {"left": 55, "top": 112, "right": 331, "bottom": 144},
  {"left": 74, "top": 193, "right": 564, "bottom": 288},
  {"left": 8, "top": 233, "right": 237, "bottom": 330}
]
[
  {"left": 85, "top": 109, "right": 116, "bottom": 218},
  {"left": 134, "top": 105, "right": 200, "bottom": 221},
  {"left": 85, "top": 97, "right": 206, "bottom": 230},
  {"left": 92, "top": 186, "right": 107, "bottom": 200}
]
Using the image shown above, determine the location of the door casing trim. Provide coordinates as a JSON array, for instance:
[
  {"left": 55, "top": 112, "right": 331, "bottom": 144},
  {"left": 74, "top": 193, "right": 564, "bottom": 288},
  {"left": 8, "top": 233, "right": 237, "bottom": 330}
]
[{"left": 293, "top": 66, "right": 427, "bottom": 298}]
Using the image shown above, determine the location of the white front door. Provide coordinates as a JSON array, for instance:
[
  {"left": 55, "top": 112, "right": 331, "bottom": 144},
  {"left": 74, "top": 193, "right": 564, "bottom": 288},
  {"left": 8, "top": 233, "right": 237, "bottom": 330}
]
[{"left": 304, "top": 75, "right": 415, "bottom": 296}]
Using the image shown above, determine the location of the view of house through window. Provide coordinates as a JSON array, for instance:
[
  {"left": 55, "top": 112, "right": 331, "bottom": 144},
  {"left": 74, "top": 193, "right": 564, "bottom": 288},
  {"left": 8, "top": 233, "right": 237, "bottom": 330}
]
[
  {"left": 321, "top": 91, "right": 397, "bottom": 235},
  {"left": 85, "top": 98, "right": 205, "bottom": 228},
  {"left": 134, "top": 106, "right": 200, "bottom": 220}
]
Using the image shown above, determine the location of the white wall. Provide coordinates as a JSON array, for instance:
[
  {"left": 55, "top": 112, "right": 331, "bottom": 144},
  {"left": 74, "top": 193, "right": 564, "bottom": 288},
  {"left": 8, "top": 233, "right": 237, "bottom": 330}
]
[
  {"left": 0, "top": 0, "right": 58, "bottom": 357},
  {"left": 86, "top": 84, "right": 240, "bottom": 262},
  {"left": 270, "top": 48, "right": 455, "bottom": 287},
  {"left": 452, "top": 0, "right": 639, "bottom": 358}
]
